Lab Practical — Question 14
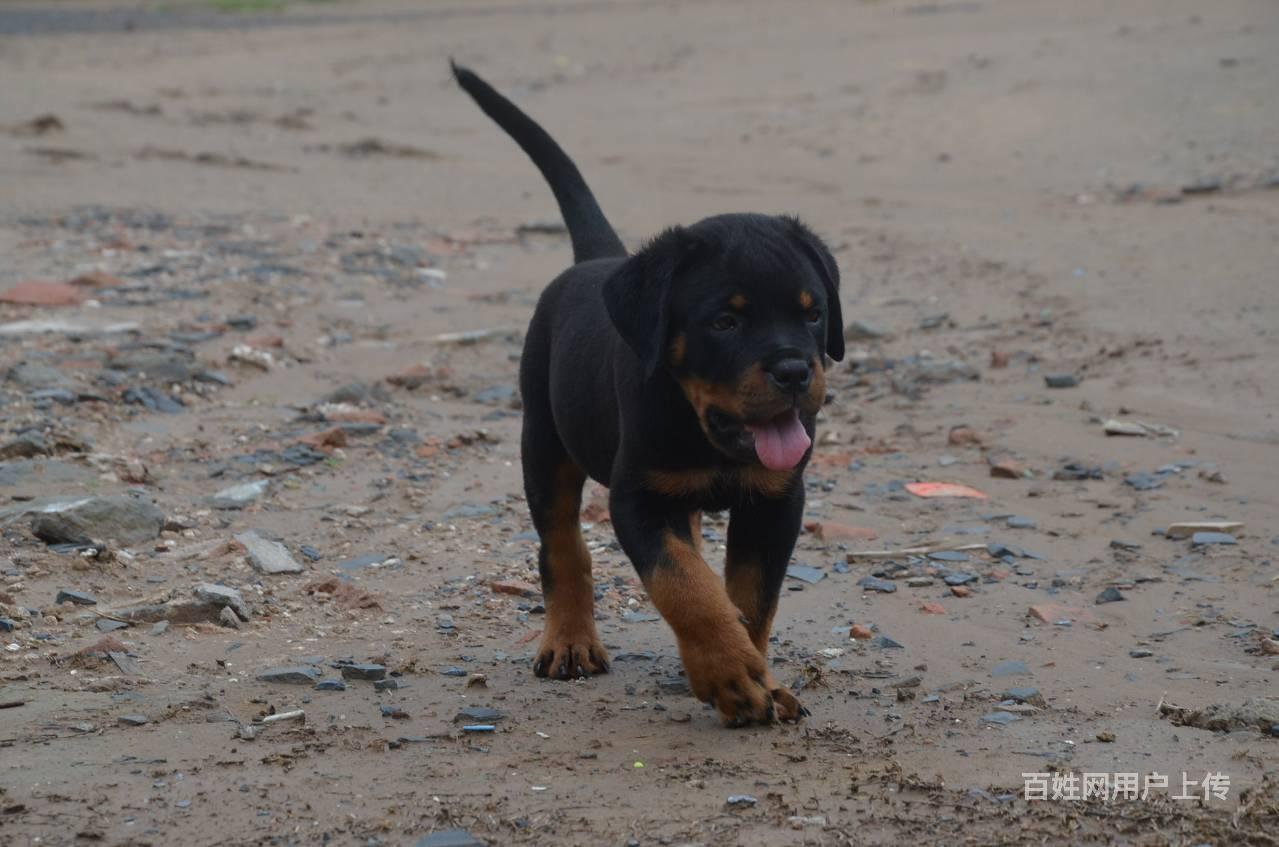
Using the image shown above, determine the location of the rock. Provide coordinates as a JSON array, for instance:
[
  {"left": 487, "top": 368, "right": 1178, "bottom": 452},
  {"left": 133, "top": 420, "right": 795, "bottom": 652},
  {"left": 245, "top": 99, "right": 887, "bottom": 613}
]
[
  {"left": 7, "top": 361, "right": 72, "bottom": 388},
  {"left": 1043, "top": 373, "right": 1079, "bottom": 389},
  {"left": 1095, "top": 587, "right": 1125, "bottom": 604},
  {"left": 858, "top": 576, "right": 897, "bottom": 593},
  {"left": 950, "top": 585, "right": 971, "bottom": 598},
  {"left": 1004, "top": 687, "right": 1046, "bottom": 708},
  {"left": 1006, "top": 516, "right": 1037, "bottom": 530},
  {"left": 920, "top": 601, "right": 946, "bottom": 615},
  {"left": 0, "top": 281, "right": 86, "bottom": 307},
  {"left": 850, "top": 624, "right": 873, "bottom": 640},
  {"left": 621, "top": 610, "right": 660, "bottom": 623},
  {"left": 55, "top": 589, "right": 97, "bottom": 606},
  {"left": 122, "top": 386, "right": 185, "bottom": 414},
  {"left": 32, "top": 496, "right": 164, "bottom": 545},
  {"left": 117, "top": 714, "right": 148, "bottom": 727},
  {"left": 942, "top": 572, "right": 977, "bottom": 586},
  {"left": 491, "top": 579, "right": 539, "bottom": 598},
  {"left": 786, "top": 564, "right": 825, "bottom": 584},
  {"left": 1123, "top": 472, "right": 1163, "bottom": 491},
  {"left": 149, "top": 621, "right": 169, "bottom": 636},
  {"left": 415, "top": 831, "right": 486, "bottom": 847},
  {"left": 443, "top": 502, "right": 496, "bottom": 520},
  {"left": 928, "top": 550, "right": 969, "bottom": 563},
  {"left": 991, "top": 660, "right": 1030, "bottom": 678},
  {"left": 108, "top": 349, "right": 196, "bottom": 382},
  {"left": 1129, "top": 648, "right": 1154, "bottom": 658},
  {"left": 219, "top": 607, "right": 241, "bottom": 628},
  {"left": 905, "top": 576, "right": 934, "bottom": 587},
  {"left": 0, "top": 433, "right": 51, "bottom": 460},
  {"left": 1158, "top": 696, "right": 1279, "bottom": 733},
  {"left": 947, "top": 425, "right": 982, "bottom": 446},
  {"left": 257, "top": 666, "right": 321, "bottom": 685},
  {"left": 314, "top": 679, "right": 346, "bottom": 691},
  {"left": 726, "top": 795, "right": 758, "bottom": 808},
  {"left": 1165, "top": 521, "right": 1243, "bottom": 539},
  {"left": 989, "top": 456, "right": 1028, "bottom": 479},
  {"left": 374, "top": 678, "right": 404, "bottom": 691},
  {"left": 235, "top": 531, "right": 303, "bottom": 575},
  {"left": 982, "top": 711, "right": 1021, "bottom": 725},
  {"left": 192, "top": 583, "right": 251, "bottom": 620},
  {"left": 210, "top": 479, "right": 270, "bottom": 510},
  {"left": 0, "top": 619, "right": 16, "bottom": 633},
  {"left": 1261, "top": 639, "right": 1279, "bottom": 656},
  {"left": 298, "top": 427, "right": 348, "bottom": 451},
  {"left": 453, "top": 706, "right": 505, "bottom": 724},
  {"left": 96, "top": 619, "right": 128, "bottom": 633},
  {"left": 1028, "top": 603, "right": 1096, "bottom": 625},
  {"left": 1190, "top": 532, "right": 1237, "bottom": 546},
  {"left": 473, "top": 384, "right": 517, "bottom": 406},
  {"left": 657, "top": 677, "right": 690, "bottom": 694},
  {"left": 340, "top": 663, "right": 387, "bottom": 681},
  {"left": 873, "top": 635, "right": 904, "bottom": 649}
]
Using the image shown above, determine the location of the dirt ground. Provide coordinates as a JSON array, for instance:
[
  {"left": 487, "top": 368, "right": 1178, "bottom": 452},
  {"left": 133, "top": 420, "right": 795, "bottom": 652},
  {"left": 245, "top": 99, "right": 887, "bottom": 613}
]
[{"left": 1, "top": 0, "right": 1277, "bottom": 844}]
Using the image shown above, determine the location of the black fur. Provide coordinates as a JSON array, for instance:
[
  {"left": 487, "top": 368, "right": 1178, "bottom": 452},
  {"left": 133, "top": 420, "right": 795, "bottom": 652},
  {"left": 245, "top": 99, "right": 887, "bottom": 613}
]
[{"left": 453, "top": 63, "right": 843, "bottom": 726}]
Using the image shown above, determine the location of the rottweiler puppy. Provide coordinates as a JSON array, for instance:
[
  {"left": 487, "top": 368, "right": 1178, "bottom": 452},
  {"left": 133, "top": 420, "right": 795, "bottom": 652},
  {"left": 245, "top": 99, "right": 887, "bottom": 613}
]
[{"left": 453, "top": 63, "right": 844, "bottom": 727}]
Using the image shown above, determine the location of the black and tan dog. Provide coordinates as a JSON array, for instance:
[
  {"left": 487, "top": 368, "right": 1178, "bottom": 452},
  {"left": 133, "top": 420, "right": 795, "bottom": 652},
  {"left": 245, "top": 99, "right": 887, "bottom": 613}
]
[{"left": 453, "top": 63, "right": 844, "bottom": 727}]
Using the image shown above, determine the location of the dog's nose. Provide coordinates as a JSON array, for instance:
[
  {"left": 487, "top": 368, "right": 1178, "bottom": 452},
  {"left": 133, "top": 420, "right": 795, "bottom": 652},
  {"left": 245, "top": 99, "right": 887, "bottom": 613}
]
[{"left": 767, "top": 358, "right": 812, "bottom": 393}]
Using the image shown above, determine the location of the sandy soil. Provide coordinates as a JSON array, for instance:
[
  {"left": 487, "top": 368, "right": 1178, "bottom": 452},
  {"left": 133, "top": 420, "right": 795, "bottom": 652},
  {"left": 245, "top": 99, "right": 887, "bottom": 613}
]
[{"left": 1, "top": 1, "right": 1277, "bottom": 844}]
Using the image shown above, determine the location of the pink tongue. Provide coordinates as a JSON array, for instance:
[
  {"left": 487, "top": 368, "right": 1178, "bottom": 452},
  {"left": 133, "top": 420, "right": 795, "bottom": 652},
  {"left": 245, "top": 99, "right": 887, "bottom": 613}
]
[{"left": 746, "top": 411, "right": 812, "bottom": 471}]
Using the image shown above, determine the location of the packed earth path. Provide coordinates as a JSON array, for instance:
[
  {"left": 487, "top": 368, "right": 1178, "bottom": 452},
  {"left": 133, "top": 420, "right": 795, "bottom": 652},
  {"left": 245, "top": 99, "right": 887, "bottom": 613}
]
[{"left": 1, "top": 1, "right": 1277, "bottom": 845}]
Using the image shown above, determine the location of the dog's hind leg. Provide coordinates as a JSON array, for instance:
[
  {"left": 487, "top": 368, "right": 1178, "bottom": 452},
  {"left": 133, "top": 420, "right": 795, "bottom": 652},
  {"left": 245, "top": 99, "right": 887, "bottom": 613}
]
[{"left": 522, "top": 399, "right": 609, "bottom": 680}]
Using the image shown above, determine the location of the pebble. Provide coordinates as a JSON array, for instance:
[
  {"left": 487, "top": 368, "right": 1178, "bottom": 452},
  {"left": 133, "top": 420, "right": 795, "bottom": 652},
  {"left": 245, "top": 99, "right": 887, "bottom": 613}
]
[
  {"left": 950, "top": 585, "right": 971, "bottom": 598},
  {"left": 1129, "top": 648, "right": 1154, "bottom": 658},
  {"left": 33, "top": 496, "right": 165, "bottom": 546},
  {"left": 118, "top": 714, "right": 148, "bottom": 727},
  {"left": 942, "top": 572, "right": 977, "bottom": 586},
  {"left": 340, "top": 663, "right": 387, "bottom": 681},
  {"left": 380, "top": 705, "right": 409, "bottom": 719},
  {"left": 1043, "top": 373, "right": 1079, "bottom": 389},
  {"left": 338, "top": 553, "right": 386, "bottom": 571},
  {"left": 850, "top": 624, "right": 873, "bottom": 640},
  {"left": 858, "top": 576, "right": 897, "bottom": 593},
  {"left": 314, "top": 679, "right": 346, "bottom": 691},
  {"left": 95, "top": 618, "right": 128, "bottom": 633},
  {"left": 415, "top": 831, "right": 486, "bottom": 847},
  {"left": 1095, "top": 587, "right": 1125, "bottom": 604},
  {"left": 1006, "top": 516, "right": 1037, "bottom": 530},
  {"left": 461, "top": 724, "right": 494, "bottom": 733},
  {"left": 56, "top": 589, "right": 97, "bottom": 606},
  {"left": 786, "top": 564, "right": 825, "bottom": 584},
  {"left": 235, "top": 531, "right": 304, "bottom": 575},
  {"left": 1270, "top": 724, "right": 1279, "bottom": 739},
  {"left": 873, "top": 635, "right": 904, "bottom": 649},
  {"left": 149, "top": 621, "right": 169, "bottom": 636},
  {"left": 657, "top": 676, "right": 691, "bottom": 694},
  {"left": 621, "top": 610, "right": 660, "bottom": 623},
  {"left": 491, "top": 580, "right": 539, "bottom": 597},
  {"left": 453, "top": 706, "right": 504, "bottom": 723},
  {"left": 991, "top": 660, "right": 1030, "bottom": 678},
  {"left": 928, "top": 550, "right": 970, "bottom": 563},
  {"left": 1003, "top": 687, "right": 1046, "bottom": 707},
  {"left": 374, "top": 678, "right": 404, "bottom": 691},
  {"left": 726, "top": 795, "right": 758, "bottom": 808},
  {"left": 192, "top": 583, "right": 251, "bottom": 620},
  {"left": 0, "top": 619, "right": 15, "bottom": 633},
  {"left": 218, "top": 607, "right": 241, "bottom": 628},
  {"left": 210, "top": 479, "right": 270, "bottom": 510},
  {"left": 905, "top": 577, "right": 934, "bottom": 587},
  {"left": 1191, "top": 532, "right": 1237, "bottom": 546},
  {"left": 257, "top": 666, "right": 321, "bottom": 685},
  {"left": 981, "top": 711, "right": 1021, "bottom": 725}
]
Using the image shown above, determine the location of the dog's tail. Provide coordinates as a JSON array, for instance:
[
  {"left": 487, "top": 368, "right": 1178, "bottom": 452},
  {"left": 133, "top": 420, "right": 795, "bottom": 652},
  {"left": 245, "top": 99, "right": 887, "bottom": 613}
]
[{"left": 451, "top": 61, "right": 626, "bottom": 264}]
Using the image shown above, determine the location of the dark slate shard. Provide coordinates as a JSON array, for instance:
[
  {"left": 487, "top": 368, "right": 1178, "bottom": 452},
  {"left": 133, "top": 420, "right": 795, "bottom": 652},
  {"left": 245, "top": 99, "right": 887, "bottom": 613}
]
[
  {"left": 1006, "top": 516, "right": 1037, "bottom": 530},
  {"left": 118, "top": 714, "right": 148, "bottom": 726},
  {"left": 1043, "top": 374, "right": 1079, "bottom": 389},
  {"left": 0, "top": 619, "right": 15, "bottom": 633},
  {"left": 928, "top": 550, "right": 969, "bottom": 563},
  {"left": 1003, "top": 687, "right": 1042, "bottom": 704},
  {"left": 1191, "top": 532, "right": 1236, "bottom": 546},
  {"left": 857, "top": 576, "right": 897, "bottom": 593},
  {"left": 56, "top": 589, "right": 97, "bottom": 606},
  {"left": 374, "top": 678, "right": 404, "bottom": 691},
  {"left": 873, "top": 635, "right": 904, "bottom": 649},
  {"left": 340, "top": 663, "right": 387, "bottom": 681},
  {"left": 122, "top": 386, "right": 185, "bottom": 414},
  {"left": 439, "top": 666, "right": 467, "bottom": 677},
  {"left": 657, "top": 677, "right": 691, "bottom": 694},
  {"left": 257, "top": 666, "right": 320, "bottom": 685},
  {"left": 1124, "top": 473, "right": 1163, "bottom": 491},
  {"left": 982, "top": 710, "right": 1020, "bottom": 725},
  {"left": 96, "top": 619, "right": 129, "bottom": 632},
  {"left": 453, "top": 706, "right": 504, "bottom": 723},
  {"left": 314, "top": 679, "right": 346, "bottom": 691},
  {"left": 1096, "top": 587, "right": 1125, "bottom": 604},
  {"left": 943, "top": 572, "right": 978, "bottom": 586},
  {"left": 299, "top": 545, "right": 323, "bottom": 561},
  {"left": 1129, "top": 648, "right": 1154, "bottom": 658},
  {"left": 786, "top": 564, "right": 826, "bottom": 584}
]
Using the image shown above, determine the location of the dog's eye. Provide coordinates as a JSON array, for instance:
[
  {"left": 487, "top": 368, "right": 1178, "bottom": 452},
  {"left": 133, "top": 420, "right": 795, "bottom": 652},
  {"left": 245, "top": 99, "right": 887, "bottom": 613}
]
[
  {"left": 806, "top": 308, "right": 823, "bottom": 324},
  {"left": 711, "top": 313, "right": 741, "bottom": 332}
]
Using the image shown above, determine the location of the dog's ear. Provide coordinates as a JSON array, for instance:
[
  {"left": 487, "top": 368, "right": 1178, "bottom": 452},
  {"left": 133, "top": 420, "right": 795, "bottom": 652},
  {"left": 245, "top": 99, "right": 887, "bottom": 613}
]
[
  {"left": 784, "top": 217, "right": 844, "bottom": 362},
  {"left": 602, "top": 227, "right": 692, "bottom": 377}
]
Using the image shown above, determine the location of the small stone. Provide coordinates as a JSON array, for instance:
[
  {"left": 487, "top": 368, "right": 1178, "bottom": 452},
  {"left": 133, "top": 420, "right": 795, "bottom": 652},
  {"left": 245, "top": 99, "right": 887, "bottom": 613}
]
[
  {"left": 726, "top": 794, "right": 758, "bottom": 808},
  {"left": 1003, "top": 687, "right": 1046, "bottom": 707},
  {"left": 453, "top": 706, "right": 504, "bottom": 724},
  {"left": 989, "top": 457, "right": 1028, "bottom": 479},
  {"left": 238, "top": 725, "right": 258, "bottom": 741},
  {"left": 991, "top": 660, "right": 1030, "bottom": 678},
  {"left": 786, "top": 564, "right": 825, "bottom": 584},
  {"left": 1191, "top": 532, "right": 1237, "bottom": 546},
  {"left": 414, "top": 831, "right": 486, "bottom": 847},
  {"left": 981, "top": 711, "right": 1020, "bottom": 725},
  {"left": 235, "top": 531, "right": 304, "bottom": 575},
  {"left": 0, "top": 619, "right": 16, "bottom": 633},
  {"left": 380, "top": 704, "right": 409, "bottom": 719},
  {"left": 0, "top": 281, "right": 86, "bottom": 307},
  {"left": 919, "top": 601, "right": 946, "bottom": 615},
  {"left": 947, "top": 425, "right": 982, "bottom": 446},
  {"left": 873, "top": 635, "right": 904, "bottom": 649},
  {"left": 33, "top": 496, "right": 165, "bottom": 546},
  {"left": 1269, "top": 724, "right": 1279, "bottom": 739},
  {"left": 117, "top": 714, "right": 148, "bottom": 727},
  {"left": 193, "top": 583, "right": 251, "bottom": 620},
  {"left": 1129, "top": 648, "right": 1154, "bottom": 658},
  {"left": 1261, "top": 639, "right": 1279, "bottom": 656},
  {"left": 850, "top": 624, "right": 873, "bottom": 640},
  {"left": 1096, "top": 731, "right": 1116, "bottom": 743},
  {"left": 905, "top": 576, "right": 934, "bottom": 587},
  {"left": 942, "top": 572, "right": 977, "bottom": 586},
  {"left": 338, "top": 553, "right": 386, "bottom": 571},
  {"left": 210, "top": 479, "right": 270, "bottom": 510},
  {"left": 928, "top": 550, "right": 969, "bottom": 563},
  {"left": 805, "top": 521, "right": 878, "bottom": 542},
  {"left": 219, "top": 606, "right": 241, "bottom": 628},
  {"left": 149, "top": 621, "right": 169, "bottom": 636},
  {"left": 657, "top": 676, "right": 691, "bottom": 694},
  {"left": 1029, "top": 603, "right": 1095, "bottom": 625},
  {"left": 950, "top": 585, "right": 971, "bottom": 598},
  {"left": 843, "top": 320, "right": 890, "bottom": 342},
  {"left": 621, "top": 610, "right": 660, "bottom": 623},
  {"left": 374, "top": 678, "right": 404, "bottom": 691},
  {"left": 257, "top": 666, "right": 321, "bottom": 685},
  {"left": 1043, "top": 373, "right": 1079, "bottom": 389},
  {"left": 858, "top": 576, "right": 897, "bottom": 593},
  {"left": 1095, "top": 587, "right": 1125, "bottom": 604},
  {"left": 56, "top": 589, "right": 97, "bottom": 606},
  {"left": 1006, "top": 516, "right": 1037, "bottom": 530},
  {"left": 96, "top": 618, "right": 128, "bottom": 633},
  {"left": 314, "top": 679, "right": 346, "bottom": 691},
  {"left": 340, "top": 663, "right": 387, "bottom": 681}
]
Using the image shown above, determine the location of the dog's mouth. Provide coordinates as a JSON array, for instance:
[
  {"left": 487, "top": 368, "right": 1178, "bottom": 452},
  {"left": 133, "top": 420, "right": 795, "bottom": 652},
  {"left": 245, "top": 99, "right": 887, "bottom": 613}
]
[{"left": 706, "top": 407, "right": 812, "bottom": 470}]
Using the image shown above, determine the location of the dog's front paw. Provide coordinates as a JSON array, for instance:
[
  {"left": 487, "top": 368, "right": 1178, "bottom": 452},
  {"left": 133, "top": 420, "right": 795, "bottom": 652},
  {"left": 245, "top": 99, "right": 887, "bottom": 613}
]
[
  {"left": 679, "top": 629, "right": 777, "bottom": 727},
  {"left": 533, "top": 626, "right": 610, "bottom": 680}
]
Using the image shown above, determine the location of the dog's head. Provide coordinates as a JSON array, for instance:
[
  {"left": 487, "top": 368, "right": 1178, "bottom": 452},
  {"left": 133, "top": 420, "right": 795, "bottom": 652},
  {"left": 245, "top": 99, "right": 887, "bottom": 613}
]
[{"left": 603, "top": 214, "right": 844, "bottom": 470}]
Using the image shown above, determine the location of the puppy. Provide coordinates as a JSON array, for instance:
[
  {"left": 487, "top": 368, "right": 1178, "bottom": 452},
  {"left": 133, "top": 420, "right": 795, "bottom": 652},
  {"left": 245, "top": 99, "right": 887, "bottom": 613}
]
[{"left": 453, "top": 63, "right": 844, "bottom": 727}]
